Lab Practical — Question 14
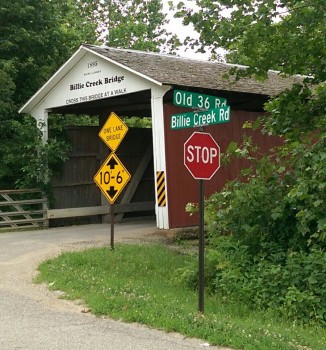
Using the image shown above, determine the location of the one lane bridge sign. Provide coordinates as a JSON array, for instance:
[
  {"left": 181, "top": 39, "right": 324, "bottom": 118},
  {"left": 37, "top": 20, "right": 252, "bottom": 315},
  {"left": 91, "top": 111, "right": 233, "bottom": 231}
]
[
  {"left": 99, "top": 112, "right": 128, "bottom": 151},
  {"left": 94, "top": 153, "right": 131, "bottom": 204}
]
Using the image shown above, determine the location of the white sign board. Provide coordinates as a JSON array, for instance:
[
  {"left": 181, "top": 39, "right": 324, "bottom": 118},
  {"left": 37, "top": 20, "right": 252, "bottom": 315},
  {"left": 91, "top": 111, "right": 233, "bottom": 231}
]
[{"left": 43, "top": 53, "right": 155, "bottom": 109}]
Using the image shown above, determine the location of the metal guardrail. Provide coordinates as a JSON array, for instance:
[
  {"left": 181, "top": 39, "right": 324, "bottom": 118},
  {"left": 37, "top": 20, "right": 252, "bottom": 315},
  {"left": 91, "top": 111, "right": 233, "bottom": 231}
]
[{"left": 0, "top": 189, "right": 48, "bottom": 229}]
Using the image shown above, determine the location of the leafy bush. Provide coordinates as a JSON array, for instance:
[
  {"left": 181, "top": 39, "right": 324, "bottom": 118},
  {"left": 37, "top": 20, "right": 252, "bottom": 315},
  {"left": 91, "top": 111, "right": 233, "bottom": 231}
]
[
  {"left": 178, "top": 237, "right": 326, "bottom": 325},
  {"left": 123, "top": 116, "right": 152, "bottom": 128},
  {"left": 2, "top": 116, "right": 71, "bottom": 193},
  {"left": 206, "top": 133, "right": 326, "bottom": 255},
  {"left": 182, "top": 114, "right": 325, "bottom": 325},
  {"left": 176, "top": 0, "right": 326, "bottom": 327}
]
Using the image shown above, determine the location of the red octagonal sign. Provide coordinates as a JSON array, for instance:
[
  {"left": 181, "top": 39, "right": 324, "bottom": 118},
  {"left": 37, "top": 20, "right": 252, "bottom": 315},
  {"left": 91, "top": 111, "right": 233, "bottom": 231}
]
[{"left": 184, "top": 132, "right": 220, "bottom": 180}]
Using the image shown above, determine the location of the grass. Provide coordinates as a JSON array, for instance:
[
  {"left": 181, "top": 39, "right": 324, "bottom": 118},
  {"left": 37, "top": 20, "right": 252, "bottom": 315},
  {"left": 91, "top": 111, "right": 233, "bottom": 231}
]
[{"left": 36, "top": 243, "right": 326, "bottom": 350}]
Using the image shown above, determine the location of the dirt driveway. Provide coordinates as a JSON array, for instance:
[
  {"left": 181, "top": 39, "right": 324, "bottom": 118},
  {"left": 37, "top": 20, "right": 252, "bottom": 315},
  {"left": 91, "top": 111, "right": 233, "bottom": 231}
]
[{"left": 0, "top": 221, "right": 230, "bottom": 350}]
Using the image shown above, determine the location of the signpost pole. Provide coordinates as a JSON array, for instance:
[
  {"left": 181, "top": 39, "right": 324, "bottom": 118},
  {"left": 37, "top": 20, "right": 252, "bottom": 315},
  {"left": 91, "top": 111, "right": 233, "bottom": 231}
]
[
  {"left": 198, "top": 125, "right": 205, "bottom": 313},
  {"left": 198, "top": 179, "right": 205, "bottom": 313},
  {"left": 94, "top": 112, "right": 131, "bottom": 251},
  {"left": 110, "top": 203, "right": 114, "bottom": 250},
  {"left": 174, "top": 90, "right": 228, "bottom": 314}
]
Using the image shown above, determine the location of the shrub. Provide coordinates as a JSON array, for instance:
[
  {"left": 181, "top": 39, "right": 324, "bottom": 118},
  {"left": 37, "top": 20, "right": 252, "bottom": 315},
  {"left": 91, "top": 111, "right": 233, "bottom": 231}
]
[
  {"left": 206, "top": 135, "right": 326, "bottom": 255},
  {"left": 182, "top": 130, "right": 325, "bottom": 325},
  {"left": 178, "top": 237, "right": 326, "bottom": 325}
]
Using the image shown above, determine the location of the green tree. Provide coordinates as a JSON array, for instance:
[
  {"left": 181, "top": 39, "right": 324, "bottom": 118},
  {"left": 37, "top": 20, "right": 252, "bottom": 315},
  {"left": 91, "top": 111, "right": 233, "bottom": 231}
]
[
  {"left": 83, "top": 0, "right": 180, "bottom": 52},
  {"left": 175, "top": 0, "right": 325, "bottom": 79},
  {"left": 176, "top": 0, "right": 326, "bottom": 247},
  {"left": 0, "top": 0, "right": 93, "bottom": 189},
  {"left": 0, "top": 0, "right": 89, "bottom": 106},
  {"left": 177, "top": 1, "right": 326, "bottom": 323},
  {"left": 0, "top": 0, "right": 179, "bottom": 189},
  {"left": 110, "top": 0, "right": 179, "bottom": 52}
]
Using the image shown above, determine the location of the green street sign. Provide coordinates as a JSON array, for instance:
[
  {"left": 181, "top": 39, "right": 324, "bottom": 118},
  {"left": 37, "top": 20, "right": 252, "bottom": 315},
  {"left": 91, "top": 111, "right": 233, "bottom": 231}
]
[
  {"left": 173, "top": 89, "right": 227, "bottom": 109},
  {"left": 171, "top": 106, "right": 230, "bottom": 130}
]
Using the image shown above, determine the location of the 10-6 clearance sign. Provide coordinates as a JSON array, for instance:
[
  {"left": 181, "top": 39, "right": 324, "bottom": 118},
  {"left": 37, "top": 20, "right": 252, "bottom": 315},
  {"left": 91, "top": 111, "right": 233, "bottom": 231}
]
[{"left": 94, "top": 152, "right": 130, "bottom": 204}]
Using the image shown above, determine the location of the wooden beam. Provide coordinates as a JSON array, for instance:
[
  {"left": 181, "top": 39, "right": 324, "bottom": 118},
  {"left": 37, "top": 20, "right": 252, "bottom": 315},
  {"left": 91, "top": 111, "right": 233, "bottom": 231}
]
[
  {"left": 0, "top": 210, "right": 46, "bottom": 217},
  {"left": 48, "top": 206, "right": 108, "bottom": 219},
  {"left": 115, "top": 144, "right": 153, "bottom": 222},
  {"left": 47, "top": 201, "right": 155, "bottom": 219},
  {"left": 0, "top": 189, "right": 43, "bottom": 195},
  {"left": 0, "top": 217, "right": 47, "bottom": 226},
  {"left": 0, "top": 199, "right": 47, "bottom": 206}
]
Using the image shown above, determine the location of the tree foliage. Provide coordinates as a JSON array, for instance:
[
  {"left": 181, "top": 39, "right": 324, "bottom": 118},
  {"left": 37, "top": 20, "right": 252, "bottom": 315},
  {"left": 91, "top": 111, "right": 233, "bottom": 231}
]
[
  {"left": 175, "top": 0, "right": 325, "bottom": 79},
  {"left": 0, "top": 0, "right": 89, "bottom": 105},
  {"left": 0, "top": 0, "right": 178, "bottom": 189},
  {"left": 177, "top": 1, "right": 326, "bottom": 324},
  {"left": 76, "top": 0, "right": 180, "bottom": 52},
  {"left": 0, "top": 0, "right": 84, "bottom": 189},
  {"left": 177, "top": 0, "right": 326, "bottom": 246}
]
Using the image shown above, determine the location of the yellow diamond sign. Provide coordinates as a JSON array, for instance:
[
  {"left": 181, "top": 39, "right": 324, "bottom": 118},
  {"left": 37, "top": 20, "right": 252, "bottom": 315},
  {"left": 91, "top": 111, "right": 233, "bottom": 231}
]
[
  {"left": 99, "top": 112, "right": 128, "bottom": 151},
  {"left": 94, "top": 153, "right": 131, "bottom": 204}
]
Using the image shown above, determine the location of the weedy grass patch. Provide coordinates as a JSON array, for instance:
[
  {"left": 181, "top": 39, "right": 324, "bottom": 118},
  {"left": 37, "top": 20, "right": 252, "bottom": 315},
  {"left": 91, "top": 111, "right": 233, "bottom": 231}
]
[{"left": 36, "top": 243, "right": 326, "bottom": 350}]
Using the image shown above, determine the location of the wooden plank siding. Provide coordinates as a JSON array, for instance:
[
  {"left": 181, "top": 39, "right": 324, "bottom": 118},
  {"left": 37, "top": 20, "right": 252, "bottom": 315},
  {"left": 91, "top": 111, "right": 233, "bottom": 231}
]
[
  {"left": 49, "top": 125, "right": 155, "bottom": 226},
  {"left": 163, "top": 104, "right": 283, "bottom": 228}
]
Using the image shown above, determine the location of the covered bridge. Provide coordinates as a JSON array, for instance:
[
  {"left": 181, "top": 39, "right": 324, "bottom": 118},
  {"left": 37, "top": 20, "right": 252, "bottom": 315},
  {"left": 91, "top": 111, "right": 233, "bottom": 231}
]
[{"left": 19, "top": 44, "right": 300, "bottom": 229}]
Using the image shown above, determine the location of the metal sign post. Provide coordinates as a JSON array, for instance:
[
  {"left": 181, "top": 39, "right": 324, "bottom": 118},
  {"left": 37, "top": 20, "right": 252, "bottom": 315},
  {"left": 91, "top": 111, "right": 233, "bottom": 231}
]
[
  {"left": 94, "top": 112, "right": 131, "bottom": 250},
  {"left": 198, "top": 179, "right": 205, "bottom": 313},
  {"left": 183, "top": 131, "right": 221, "bottom": 313},
  {"left": 110, "top": 204, "right": 114, "bottom": 250},
  {"left": 172, "top": 89, "right": 230, "bottom": 313}
]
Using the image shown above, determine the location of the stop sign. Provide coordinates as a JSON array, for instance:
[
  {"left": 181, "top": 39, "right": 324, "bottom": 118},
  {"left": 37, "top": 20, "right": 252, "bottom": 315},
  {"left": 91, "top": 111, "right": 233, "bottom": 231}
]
[{"left": 184, "top": 132, "right": 220, "bottom": 180}]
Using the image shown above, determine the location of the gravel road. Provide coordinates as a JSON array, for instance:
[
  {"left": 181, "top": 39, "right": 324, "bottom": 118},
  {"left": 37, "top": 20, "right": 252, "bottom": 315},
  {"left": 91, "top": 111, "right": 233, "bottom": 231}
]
[{"left": 0, "top": 221, "right": 231, "bottom": 350}]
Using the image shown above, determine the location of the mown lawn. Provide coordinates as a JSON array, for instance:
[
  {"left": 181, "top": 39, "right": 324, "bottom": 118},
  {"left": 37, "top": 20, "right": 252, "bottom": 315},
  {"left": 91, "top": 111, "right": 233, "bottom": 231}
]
[{"left": 36, "top": 243, "right": 326, "bottom": 350}]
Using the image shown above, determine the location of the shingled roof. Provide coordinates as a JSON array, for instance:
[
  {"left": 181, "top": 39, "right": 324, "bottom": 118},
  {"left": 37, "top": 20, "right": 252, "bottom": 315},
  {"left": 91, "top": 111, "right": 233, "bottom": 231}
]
[{"left": 85, "top": 44, "right": 301, "bottom": 97}]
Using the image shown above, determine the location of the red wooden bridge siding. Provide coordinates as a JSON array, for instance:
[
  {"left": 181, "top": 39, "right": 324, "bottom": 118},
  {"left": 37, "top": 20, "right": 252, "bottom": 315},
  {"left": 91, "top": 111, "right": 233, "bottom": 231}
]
[{"left": 164, "top": 104, "right": 282, "bottom": 228}]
